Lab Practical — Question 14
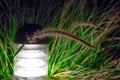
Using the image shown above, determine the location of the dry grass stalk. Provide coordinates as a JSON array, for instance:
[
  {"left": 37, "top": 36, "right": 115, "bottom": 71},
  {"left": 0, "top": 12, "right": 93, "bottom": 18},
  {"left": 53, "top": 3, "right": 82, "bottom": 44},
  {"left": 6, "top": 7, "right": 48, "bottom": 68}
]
[
  {"left": 70, "top": 21, "right": 104, "bottom": 32},
  {"left": 27, "top": 28, "right": 95, "bottom": 49}
]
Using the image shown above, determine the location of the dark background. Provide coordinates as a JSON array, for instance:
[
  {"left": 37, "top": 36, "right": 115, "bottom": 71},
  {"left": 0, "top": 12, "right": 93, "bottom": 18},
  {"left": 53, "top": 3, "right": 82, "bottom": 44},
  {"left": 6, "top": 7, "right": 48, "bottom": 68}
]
[{"left": 0, "top": 0, "right": 119, "bottom": 26}]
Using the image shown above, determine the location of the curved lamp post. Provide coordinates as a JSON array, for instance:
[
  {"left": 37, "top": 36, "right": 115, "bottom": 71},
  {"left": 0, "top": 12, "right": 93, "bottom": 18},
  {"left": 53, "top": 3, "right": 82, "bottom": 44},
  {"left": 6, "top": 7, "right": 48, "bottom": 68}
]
[{"left": 13, "top": 24, "right": 48, "bottom": 80}]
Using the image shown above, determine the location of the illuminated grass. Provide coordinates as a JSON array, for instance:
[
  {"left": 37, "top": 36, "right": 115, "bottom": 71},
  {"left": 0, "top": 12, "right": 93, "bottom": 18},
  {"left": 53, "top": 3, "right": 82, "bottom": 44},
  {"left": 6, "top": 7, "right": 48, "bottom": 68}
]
[{"left": 0, "top": 0, "right": 120, "bottom": 80}]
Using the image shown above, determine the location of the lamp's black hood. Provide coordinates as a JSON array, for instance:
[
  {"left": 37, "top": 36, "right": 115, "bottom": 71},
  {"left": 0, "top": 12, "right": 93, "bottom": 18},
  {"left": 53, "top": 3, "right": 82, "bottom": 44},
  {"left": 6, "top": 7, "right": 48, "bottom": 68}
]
[{"left": 14, "top": 24, "right": 48, "bottom": 44}]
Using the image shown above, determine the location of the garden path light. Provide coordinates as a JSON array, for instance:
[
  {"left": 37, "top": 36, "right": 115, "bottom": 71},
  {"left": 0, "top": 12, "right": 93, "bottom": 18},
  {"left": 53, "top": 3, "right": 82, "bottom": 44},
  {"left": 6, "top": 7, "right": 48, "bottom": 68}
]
[{"left": 13, "top": 24, "right": 48, "bottom": 80}]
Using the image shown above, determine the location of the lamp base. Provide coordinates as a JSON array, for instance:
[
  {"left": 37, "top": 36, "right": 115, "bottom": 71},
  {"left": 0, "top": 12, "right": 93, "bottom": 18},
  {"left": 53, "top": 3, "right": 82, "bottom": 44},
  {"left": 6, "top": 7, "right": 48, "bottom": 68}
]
[{"left": 13, "top": 75, "right": 47, "bottom": 80}]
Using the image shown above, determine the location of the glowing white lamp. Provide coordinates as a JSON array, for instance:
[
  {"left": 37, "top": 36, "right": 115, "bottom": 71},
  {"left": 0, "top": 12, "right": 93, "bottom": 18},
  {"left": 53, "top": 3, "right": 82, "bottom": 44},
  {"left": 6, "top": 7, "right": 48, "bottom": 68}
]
[{"left": 13, "top": 24, "right": 48, "bottom": 80}]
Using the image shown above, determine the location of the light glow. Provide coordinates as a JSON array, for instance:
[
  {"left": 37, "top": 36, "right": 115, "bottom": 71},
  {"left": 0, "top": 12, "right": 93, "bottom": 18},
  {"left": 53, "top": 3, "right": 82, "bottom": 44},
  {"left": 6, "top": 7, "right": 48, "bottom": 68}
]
[{"left": 14, "top": 44, "right": 48, "bottom": 77}]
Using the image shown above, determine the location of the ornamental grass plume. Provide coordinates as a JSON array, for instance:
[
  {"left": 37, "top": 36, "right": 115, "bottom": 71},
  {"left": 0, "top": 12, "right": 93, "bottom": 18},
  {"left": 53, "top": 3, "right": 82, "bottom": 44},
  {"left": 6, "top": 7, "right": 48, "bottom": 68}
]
[{"left": 27, "top": 28, "right": 95, "bottom": 49}]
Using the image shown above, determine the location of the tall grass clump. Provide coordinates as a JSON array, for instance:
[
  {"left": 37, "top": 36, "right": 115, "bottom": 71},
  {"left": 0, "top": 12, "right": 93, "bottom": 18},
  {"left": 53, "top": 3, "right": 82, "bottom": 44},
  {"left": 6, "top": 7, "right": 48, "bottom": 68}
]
[
  {"left": 47, "top": 0, "right": 120, "bottom": 79},
  {"left": 0, "top": 0, "right": 120, "bottom": 80}
]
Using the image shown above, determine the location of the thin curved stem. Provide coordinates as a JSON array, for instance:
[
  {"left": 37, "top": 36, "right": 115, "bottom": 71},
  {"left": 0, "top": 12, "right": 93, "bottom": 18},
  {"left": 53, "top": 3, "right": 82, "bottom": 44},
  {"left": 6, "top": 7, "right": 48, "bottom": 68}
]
[{"left": 28, "top": 28, "right": 95, "bottom": 49}]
